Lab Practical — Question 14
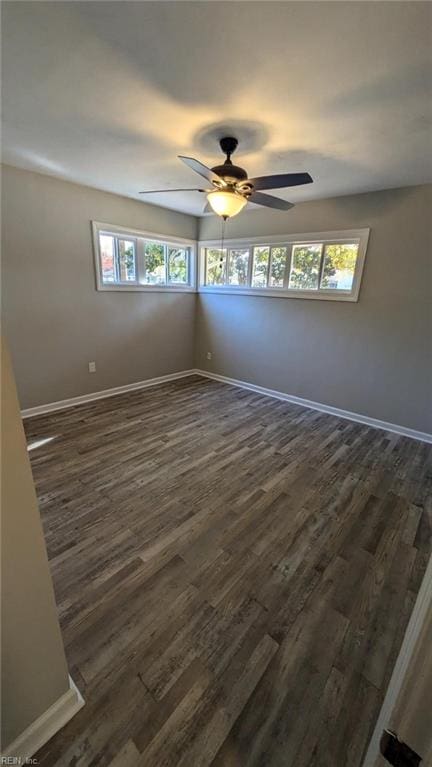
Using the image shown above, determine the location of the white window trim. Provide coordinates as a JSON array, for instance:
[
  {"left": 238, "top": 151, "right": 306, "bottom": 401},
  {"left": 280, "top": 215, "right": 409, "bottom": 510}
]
[
  {"left": 92, "top": 221, "right": 197, "bottom": 292},
  {"left": 198, "top": 228, "right": 370, "bottom": 302}
]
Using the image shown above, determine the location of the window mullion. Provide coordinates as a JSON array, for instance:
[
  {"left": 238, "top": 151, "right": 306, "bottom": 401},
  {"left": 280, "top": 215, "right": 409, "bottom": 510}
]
[
  {"left": 284, "top": 244, "right": 293, "bottom": 289},
  {"left": 246, "top": 247, "right": 253, "bottom": 287},
  {"left": 132, "top": 238, "right": 138, "bottom": 284},
  {"left": 136, "top": 238, "right": 145, "bottom": 284},
  {"left": 114, "top": 237, "right": 120, "bottom": 282},
  {"left": 203, "top": 248, "right": 208, "bottom": 285},
  {"left": 143, "top": 241, "right": 148, "bottom": 283},
  {"left": 223, "top": 249, "right": 228, "bottom": 285},
  {"left": 317, "top": 244, "right": 326, "bottom": 292},
  {"left": 266, "top": 246, "right": 272, "bottom": 287}
]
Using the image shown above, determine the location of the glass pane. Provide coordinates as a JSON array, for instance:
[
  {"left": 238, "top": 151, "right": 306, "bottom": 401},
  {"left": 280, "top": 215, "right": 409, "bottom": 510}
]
[
  {"left": 252, "top": 246, "right": 270, "bottom": 287},
  {"left": 269, "top": 246, "right": 288, "bottom": 288},
  {"left": 118, "top": 239, "right": 136, "bottom": 282},
  {"left": 320, "top": 243, "right": 359, "bottom": 291},
  {"left": 168, "top": 247, "right": 188, "bottom": 284},
  {"left": 289, "top": 244, "right": 323, "bottom": 290},
  {"left": 228, "top": 249, "right": 250, "bottom": 285},
  {"left": 144, "top": 242, "right": 166, "bottom": 284},
  {"left": 206, "top": 248, "right": 226, "bottom": 285},
  {"left": 99, "top": 234, "right": 115, "bottom": 283}
]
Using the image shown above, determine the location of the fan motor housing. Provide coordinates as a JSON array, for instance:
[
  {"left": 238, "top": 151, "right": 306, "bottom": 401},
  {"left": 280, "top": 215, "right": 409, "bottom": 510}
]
[{"left": 211, "top": 163, "right": 248, "bottom": 183}]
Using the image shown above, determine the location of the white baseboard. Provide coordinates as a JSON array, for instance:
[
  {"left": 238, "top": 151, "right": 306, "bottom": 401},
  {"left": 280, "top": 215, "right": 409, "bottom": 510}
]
[
  {"left": 21, "top": 369, "right": 197, "bottom": 418},
  {"left": 195, "top": 369, "right": 432, "bottom": 444},
  {"left": 2, "top": 675, "right": 84, "bottom": 760},
  {"left": 21, "top": 366, "right": 431, "bottom": 443}
]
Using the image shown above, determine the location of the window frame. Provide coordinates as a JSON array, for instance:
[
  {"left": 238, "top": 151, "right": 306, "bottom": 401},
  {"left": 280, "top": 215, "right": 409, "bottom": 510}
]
[
  {"left": 92, "top": 221, "right": 196, "bottom": 292},
  {"left": 198, "top": 228, "right": 370, "bottom": 302},
  {"left": 115, "top": 235, "right": 138, "bottom": 284}
]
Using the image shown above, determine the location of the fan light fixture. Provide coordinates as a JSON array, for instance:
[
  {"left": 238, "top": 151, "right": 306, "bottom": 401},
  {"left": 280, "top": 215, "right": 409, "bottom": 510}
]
[{"left": 207, "top": 190, "right": 248, "bottom": 219}]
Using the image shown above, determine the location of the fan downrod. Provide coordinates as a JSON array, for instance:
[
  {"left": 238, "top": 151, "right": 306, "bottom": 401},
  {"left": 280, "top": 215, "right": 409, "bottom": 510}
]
[{"left": 212, "top": 136, "right": 248, "bottom": 183}]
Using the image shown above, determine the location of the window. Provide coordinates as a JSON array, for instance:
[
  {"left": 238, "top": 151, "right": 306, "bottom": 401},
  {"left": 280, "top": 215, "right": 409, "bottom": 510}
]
[
  {"left": 289, "top": 244, "right": 322, "bottom": 290},
  {"left": 269, "top": 246, "right": 288, "bottom": 288},
  {"left": 228, "top": 249, "right": 250, "bottom": 285},
  {"left": 99, "top": 234, "right": 137, "bottom": 283},
  {"left": 93, "top": 222, "right": 195, "bottom": 291},
  {"left": 144, "top": 241, "right": 165, "bottom": 285},
  {"left": 320, "top": 243, "right": 358, "bottom": 291},
  {"left": 252, "top": 247, "right": 270, "bottom": 288},
  {"left": 206, "top": 248, "right": 226, "bottom": 285},
  {"left": 118, "top": 239, "right": 137, "bottom": 282},
  {"left": 200, "top": 229, "right": 369, "bottom": 302},
  {"left": 99, "top": 234, "right": 116, "bottom": 283},
  {"left": 168, "top": 247, "right": 189, "bottom": 284}
]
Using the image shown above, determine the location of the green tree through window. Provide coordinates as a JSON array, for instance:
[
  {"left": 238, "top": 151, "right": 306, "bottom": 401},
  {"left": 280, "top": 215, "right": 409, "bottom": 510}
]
[
  {"left": 228, "top": 249, "right": 249, "bottom": 285},
  {"left": 168, "top": 248, "right": 188, "bottom": 283},
  {"left": 203, "top": 234, "right": 364, "bottom": 298},
  {"left": 118, "top": 239, "right": 136, "bottom": 281},
  {"left": 289, "top": 245, "right": 322, "bottom": 290},
  {"left": 206, "top": 249, "right": 226, "bottom": 285},
  {"left": 145, "top": 242, "right": 165, "bottom": 284},
  {"left": 269, "top": 247, "right": 287, "bottom": 287},
  {"left": 252, "top": 247, "right": 270, "bottom": 287},
  {"left": 321, "top": 244, "right": 358, "bottom": 290}
]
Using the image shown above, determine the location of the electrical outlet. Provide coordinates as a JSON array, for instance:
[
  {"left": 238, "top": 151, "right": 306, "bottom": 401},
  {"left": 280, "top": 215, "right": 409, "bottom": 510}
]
[
  {"left": 206, "top": 352, "right": 212, "bottom": 360},
  {"left": 88, "top": 361, "right": 96, "bottom": 373}
]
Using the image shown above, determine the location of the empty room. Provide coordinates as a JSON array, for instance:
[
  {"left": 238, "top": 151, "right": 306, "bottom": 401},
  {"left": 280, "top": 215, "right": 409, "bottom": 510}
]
[{"left": 1, "top": 1, "right": 431, "bottom": 766}]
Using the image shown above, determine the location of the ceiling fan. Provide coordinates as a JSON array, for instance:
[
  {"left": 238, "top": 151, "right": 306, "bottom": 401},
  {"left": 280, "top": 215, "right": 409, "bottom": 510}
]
[{"left": 139, "top": 137, "right": 313, "bottom": 219}]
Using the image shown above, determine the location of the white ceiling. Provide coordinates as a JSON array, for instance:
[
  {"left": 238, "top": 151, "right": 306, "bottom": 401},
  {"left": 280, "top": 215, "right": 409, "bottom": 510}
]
[{"left": 2, "top": 1, "right": 431, "bottom": 216}]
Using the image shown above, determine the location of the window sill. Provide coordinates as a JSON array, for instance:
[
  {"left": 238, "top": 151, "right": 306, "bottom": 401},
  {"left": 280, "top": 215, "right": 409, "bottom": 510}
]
[
  {"left": 96, "top": 284, "right": 196, "bottom": 293},
  {"left": 198, "top": 286, "right": 359, "bottom": 302}
]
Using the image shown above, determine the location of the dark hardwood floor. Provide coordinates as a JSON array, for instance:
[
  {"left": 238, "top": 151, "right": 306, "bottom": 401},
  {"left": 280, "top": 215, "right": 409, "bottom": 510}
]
[{"left": 25, "top": 375, "right": 431, "bottom": 767}]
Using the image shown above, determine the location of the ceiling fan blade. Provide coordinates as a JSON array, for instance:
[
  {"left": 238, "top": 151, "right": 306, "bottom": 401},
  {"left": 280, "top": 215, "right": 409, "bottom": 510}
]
[
  {"left": 202, "top": 201, "right": 212, "bottom": 214},
  {"left": 178, "top": 156, "right": 222, "bottom": 185},
  {"left": 139, "top": 188, "right": 206, "bottom": 194},
  {"left": 248, "top": 172, "right": 313, "bottom": 191},
  {"left": 249, "top": 191, "right": 294, "bottom": 211}
]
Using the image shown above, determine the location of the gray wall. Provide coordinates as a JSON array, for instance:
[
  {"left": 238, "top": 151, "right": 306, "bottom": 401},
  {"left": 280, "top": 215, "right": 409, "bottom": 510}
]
[
  {"left": 1, "top": 165, "right": 198, "bottom": 409},
  {"left": 2, "top": 167, "right": 431, "bottom": 432},
  {"left": 1, "top": 338, "right": 70, "bottom": 749},
  {"left": 197, "top": 185, "right": 432, "bottom": 433}
]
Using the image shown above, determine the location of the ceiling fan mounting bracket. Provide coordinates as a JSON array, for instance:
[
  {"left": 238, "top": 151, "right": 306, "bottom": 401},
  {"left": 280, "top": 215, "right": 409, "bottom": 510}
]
[{"left": 219, "top": 136, "right": 238, "bottom": 160}]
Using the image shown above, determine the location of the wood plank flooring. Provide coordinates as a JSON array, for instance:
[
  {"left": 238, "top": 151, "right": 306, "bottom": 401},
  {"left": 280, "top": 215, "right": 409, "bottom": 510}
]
[{"left": 25, "top": 375, "right": 432, "bottom": 767}]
